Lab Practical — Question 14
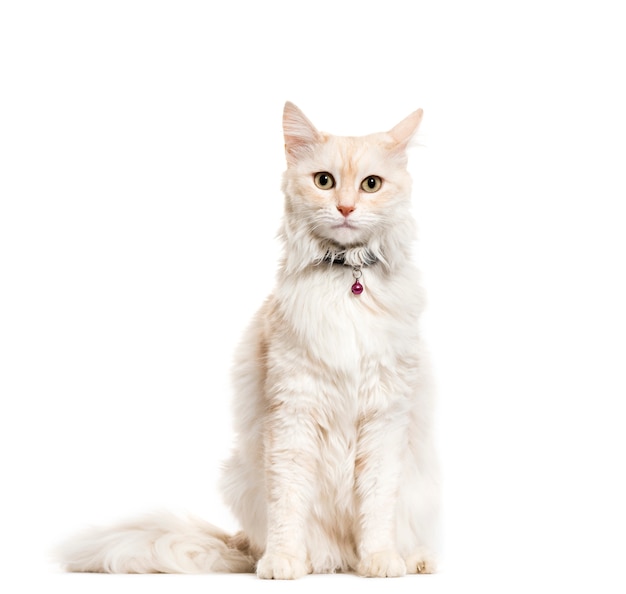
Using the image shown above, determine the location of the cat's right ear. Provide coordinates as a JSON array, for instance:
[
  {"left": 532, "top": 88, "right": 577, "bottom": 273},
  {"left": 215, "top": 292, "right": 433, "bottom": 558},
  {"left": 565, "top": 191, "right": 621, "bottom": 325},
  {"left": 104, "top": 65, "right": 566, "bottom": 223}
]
[{"left": 283, "top": 102, "right": 322, "bottom": 165}]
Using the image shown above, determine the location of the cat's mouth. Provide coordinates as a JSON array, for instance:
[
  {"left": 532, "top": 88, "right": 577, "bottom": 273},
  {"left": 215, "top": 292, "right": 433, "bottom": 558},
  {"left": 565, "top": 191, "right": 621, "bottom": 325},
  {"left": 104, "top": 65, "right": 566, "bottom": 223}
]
[
  {"left": 315, "top": 216, "right": 367, "bottom": 248},
  {"left": 332, "top": 221, "right": 357, "bottom": 229}
]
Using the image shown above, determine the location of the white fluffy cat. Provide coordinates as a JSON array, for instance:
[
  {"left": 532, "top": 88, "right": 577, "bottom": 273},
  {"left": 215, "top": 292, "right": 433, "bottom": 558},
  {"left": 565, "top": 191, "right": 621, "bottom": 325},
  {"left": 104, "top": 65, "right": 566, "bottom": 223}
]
[{"left": 57, "top": 102, "right": 440, "bottom": 579}]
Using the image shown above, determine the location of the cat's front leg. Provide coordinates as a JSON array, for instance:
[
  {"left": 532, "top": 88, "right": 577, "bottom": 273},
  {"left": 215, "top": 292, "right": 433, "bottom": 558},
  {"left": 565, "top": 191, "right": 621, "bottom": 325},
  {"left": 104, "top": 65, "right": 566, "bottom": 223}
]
[
  {"left": 355, "top": 408, "right": 408, "bottom": 578},
  {"left": 256, "top": 551, "right": 310, "bottom": 580},
  {"left": 256, "top": 396, "right": 315, "bottom": 580}
]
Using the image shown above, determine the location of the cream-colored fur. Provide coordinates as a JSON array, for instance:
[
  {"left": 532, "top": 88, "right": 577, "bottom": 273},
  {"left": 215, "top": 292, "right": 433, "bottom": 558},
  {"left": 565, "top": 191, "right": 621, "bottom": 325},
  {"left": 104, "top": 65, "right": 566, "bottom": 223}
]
[{"left": 57, "top": 102, "right": 440, "bottom": 579}]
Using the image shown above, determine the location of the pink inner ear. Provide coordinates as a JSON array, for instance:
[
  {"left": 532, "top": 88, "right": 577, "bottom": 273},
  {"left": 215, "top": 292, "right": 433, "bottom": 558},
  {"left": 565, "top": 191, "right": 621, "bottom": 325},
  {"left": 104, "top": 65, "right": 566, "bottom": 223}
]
[
  {"left": 389, "top": 109, "right": 424, "bottom": 147},
  {"left": 283, "top": 102, "right": 321, "bottom": 162}
]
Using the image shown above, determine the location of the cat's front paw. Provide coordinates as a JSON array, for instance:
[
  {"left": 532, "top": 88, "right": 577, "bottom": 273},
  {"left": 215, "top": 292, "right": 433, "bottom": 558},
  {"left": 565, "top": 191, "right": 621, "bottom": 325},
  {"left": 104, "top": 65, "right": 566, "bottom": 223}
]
[
  {"left": 256, "top": 552, "right": 310, "bottom": 580},
  {"left": 405, "top": 549, "right": 437, "bottom": 574},
  {"left": 358, "top": 550, "right": 406, "bottom": 578}
]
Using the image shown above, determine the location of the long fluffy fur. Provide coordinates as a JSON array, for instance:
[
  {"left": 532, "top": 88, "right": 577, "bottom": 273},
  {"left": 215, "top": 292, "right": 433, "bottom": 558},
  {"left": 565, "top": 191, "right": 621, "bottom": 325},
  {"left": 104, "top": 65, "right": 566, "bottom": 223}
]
[
  {"left": 57, "top": 512, "right": 255, "bottom": 573},
  {"left": 57, "top": 102, "right": 440, "bottom": 579}
]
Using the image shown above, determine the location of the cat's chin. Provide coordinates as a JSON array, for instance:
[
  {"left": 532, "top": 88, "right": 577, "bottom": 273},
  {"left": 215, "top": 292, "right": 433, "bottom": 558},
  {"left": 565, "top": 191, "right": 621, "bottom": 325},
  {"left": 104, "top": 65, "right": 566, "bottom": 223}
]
[{"left": 325, "top": 224, "right": 366, "bottom": 246}]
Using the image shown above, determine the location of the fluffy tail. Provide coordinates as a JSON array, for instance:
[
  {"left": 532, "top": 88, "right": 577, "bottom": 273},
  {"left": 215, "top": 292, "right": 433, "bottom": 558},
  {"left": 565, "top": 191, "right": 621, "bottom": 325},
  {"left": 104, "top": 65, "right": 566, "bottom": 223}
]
[{"left": 55, "top": 512, "right": 256, "bottom": 573}]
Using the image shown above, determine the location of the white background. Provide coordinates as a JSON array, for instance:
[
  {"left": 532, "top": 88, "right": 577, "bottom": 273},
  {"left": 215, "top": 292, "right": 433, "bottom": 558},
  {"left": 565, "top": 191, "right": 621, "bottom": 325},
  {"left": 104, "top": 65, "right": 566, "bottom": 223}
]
[{"left": 1, "top": 1, "right": 625, "bottom": 592}]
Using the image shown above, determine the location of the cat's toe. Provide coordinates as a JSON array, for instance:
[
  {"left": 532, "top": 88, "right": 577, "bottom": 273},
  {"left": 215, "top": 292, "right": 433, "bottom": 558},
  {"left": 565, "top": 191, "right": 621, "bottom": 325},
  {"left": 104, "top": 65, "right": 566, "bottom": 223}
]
[
  {"left": 358, "top": 550, "right": 406, "bottom": 578},
  {"left": 405, "top": 549, "right": 437, "bottom": 574},
  {"left": 256, "top": 552, "right": 310, "bottom": 580}
]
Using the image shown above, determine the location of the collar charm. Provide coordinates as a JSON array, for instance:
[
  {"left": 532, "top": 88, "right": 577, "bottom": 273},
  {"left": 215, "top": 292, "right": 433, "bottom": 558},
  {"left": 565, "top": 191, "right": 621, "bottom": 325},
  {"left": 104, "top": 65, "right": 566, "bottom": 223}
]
[
  {"left": 320, "top": 250, "right": 376, "bottom": 296},
  {"left": 351, "top": 266, "right": 364, "bottom": 295}
]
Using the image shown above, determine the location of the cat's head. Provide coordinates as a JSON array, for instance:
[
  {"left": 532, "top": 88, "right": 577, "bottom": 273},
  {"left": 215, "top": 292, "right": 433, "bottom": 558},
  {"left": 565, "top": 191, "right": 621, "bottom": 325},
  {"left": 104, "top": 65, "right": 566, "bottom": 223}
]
[{"left": 281, "top": 102, "right": 422, "bottom": 269}]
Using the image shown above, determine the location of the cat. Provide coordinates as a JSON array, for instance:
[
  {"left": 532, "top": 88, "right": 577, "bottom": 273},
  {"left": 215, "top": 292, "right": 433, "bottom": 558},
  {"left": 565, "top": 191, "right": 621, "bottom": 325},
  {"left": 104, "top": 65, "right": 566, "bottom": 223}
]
[{"left": 56, "top": 102, "right": 440, "bottom": 579}]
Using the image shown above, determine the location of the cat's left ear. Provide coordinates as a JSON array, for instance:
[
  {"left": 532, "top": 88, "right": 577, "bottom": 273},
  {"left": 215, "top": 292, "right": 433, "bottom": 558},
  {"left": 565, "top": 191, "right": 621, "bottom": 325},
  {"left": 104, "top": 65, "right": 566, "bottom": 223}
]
[{"left": 388, "top": 108, "right": 424, "bottom": 150}]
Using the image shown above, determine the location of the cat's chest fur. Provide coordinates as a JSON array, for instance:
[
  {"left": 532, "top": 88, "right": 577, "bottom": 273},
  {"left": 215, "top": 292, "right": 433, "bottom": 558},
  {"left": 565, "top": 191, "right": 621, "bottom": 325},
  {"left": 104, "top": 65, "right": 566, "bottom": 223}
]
[{"left": 270, "top": 261, "right": 423, "bottom": 376}]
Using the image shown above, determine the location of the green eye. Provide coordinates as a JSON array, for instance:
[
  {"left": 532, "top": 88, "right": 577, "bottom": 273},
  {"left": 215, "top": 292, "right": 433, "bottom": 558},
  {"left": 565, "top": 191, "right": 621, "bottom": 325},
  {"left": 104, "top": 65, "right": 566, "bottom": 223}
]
[
  {"left": 314, "top": 172, "right": 335, "bottom": 190},
  {"left": 361, "top": 175, "right": 382, "bottom": 193}
]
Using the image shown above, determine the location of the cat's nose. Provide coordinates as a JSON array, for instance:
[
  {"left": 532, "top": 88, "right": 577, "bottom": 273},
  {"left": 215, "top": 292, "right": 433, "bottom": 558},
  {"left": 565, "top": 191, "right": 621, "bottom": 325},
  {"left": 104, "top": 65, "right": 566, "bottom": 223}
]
[{"left": 337, "top": 205, "right": 355, "bottom": 217}]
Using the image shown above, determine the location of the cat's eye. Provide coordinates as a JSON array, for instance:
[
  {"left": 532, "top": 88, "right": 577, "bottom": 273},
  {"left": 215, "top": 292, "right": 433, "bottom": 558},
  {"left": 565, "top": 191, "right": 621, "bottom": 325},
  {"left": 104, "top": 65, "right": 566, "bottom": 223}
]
[
  {"left": 361, "top": 175, "right": 382, "bottom": 193},
  {"left": 314, "top": 172, "right": 335, "bottom": 190}
]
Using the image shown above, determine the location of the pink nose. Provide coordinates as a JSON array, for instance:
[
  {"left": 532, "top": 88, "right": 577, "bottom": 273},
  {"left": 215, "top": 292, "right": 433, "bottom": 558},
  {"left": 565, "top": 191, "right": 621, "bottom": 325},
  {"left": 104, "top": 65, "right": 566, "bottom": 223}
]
[{"left": 337, "top": 205, "right": 355, "bottom": 217}]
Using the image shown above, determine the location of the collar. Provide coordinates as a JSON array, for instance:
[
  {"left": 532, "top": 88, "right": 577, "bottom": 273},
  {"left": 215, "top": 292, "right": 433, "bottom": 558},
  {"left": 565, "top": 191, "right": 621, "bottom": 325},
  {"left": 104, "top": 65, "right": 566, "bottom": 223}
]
[
  {"left": 319, "top": 248, "right": 379, "bottom": 296},
  {"left": 321, "top": 249, "right": 379, "bottom": 267}
]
